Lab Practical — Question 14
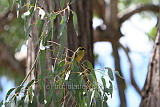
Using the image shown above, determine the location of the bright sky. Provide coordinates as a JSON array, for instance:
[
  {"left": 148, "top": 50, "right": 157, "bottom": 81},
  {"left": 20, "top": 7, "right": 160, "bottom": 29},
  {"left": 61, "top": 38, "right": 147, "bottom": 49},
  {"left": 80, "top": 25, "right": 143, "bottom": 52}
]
[{"left": 93, "top": 14, "right": 157, "bottom": 107}]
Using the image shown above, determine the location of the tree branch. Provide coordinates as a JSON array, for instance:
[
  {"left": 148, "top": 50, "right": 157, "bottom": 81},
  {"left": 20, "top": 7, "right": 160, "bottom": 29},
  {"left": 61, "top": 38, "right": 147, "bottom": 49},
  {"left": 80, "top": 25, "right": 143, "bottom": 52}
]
[
  {"left": 111, "top": 41, "right": 126, "bottom": 107},
  {"left": 93, "top": 25, "right": 123, "bottom": 42},
  {"left": 93, "top": 26, "right": 115, "bottom": 42},
  {"left": 119, "top": 42, "right": 142, "bottom": 96},
  {"left": 119, "top": 4, "right": 160, "bottom": 24}
]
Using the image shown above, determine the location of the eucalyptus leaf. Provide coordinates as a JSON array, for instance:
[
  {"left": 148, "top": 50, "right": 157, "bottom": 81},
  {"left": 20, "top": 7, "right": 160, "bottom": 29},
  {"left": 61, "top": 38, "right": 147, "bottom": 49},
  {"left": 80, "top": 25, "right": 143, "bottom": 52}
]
[
  {"left": 24, "top": 80, "right": 35, "bottom": 94},
  {"left": 58, "top": 15, "right": 67, "bottom": 38},
  {"left": 39, "top": 90, "right": 45, "bottom": 104},
  {"left": 15, "top": 86, "right": 23, "bottom": 96},
  {"left": 106, "top": 67, "right": 114, "bottom": 81},
  {"left": 0, "top": 100, "right": 3, "bottom": 106},
  {"left": 72, "top": 11, "right": 78, "bottom": 35},
  {"left": 86, "top": 60, "right": 94, "bottom": 70},
  {"left": 45, "top": 89, "right": 52, "bottom": 107},
  {"left": 40, "top": 49, "right": 46, "bottom": 72},
  {"left": 26, "top": 24, "right": 34, "bottom": 37},
  {"left": 7, "top": 0, "right": 15, "bottom": 10},
  {"left": 50, "top": 13, "right": 57, "bottom": 39},
  {"left": 109, "top": 81, "right": 113, "bottom": 98},
  {"left": 115, "top": 71, "right": 124, "bottom": 79},
  {"left": 5, "top": 88, "right": 15, "bottom": 100},
  {"left": 28, "top": 95, "right": 37, "bottom": 107},
  {"left": 36, "top": 18, "right": 45, "bottom": 37},
  {"left": 101, "top": 76, "right": 106, "bottom": 89},
  {"left": 60, "top": 0, "right": 65, "bottom": 9}
]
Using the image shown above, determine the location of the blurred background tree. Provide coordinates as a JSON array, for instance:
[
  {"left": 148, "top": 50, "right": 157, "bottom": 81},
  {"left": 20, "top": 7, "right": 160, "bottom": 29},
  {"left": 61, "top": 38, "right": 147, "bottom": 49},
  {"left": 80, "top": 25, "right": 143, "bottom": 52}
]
[
  {"left": 0, "top": 0, "right": 160, "bottom": 106},
  {"left": 0, "top": 0, "right": 26, "bottom": 93}
]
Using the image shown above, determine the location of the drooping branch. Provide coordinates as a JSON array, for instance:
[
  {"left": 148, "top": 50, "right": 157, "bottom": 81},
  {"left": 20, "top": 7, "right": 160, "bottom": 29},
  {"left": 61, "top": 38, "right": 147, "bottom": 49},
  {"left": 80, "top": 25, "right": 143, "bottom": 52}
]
[
  {"left": 119, "top": 4, "right": 160, "bottom": 24},
  {"left": 119, "top": 42, "right": 141, "bottom": 95}
]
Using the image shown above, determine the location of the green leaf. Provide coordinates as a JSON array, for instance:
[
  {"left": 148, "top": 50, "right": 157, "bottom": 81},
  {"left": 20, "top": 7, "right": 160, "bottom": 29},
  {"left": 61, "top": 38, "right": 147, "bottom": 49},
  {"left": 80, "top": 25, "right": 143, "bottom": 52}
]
[
  {"left": 95, "top": 92, "right": 102, "bottom": 107},
  {"left": 101, "top": 76, "right": 106, "bottom": 88},
  {"left": 29, "top": 6, "right": 35, "bottom": 17},
  {"left": 28, "top": 95, "right": 37, "bottom": 107},
  {"left": 26, "top": 80, "right": 35, "bottom": 89},
  {"left": 28, "top": 87, "right": 33, "bottom": 103},
  {"left": 5, "top": 88, "right": 15, "bottom": 100},
  {"left": 39, "top": 79, "right": 45, "bottom": 91},
  {"left": 15, "top": 0, "right": 20, "bottom": 3},
  {"left": 36, "top": 18, "right": 45, "bottom": 37},
  {"left": 148, "top": 26, "right": 157, "bottom": 40},
  {"left": 70, "top": 0, "right": 76, "bottom": 4},
  {"left": 0, "top": 100, "right": 3, "bottom": 106},
  {"left": 59, "top": 24, "right": 67, "bottom": 57},
  {"left": 104, "top": 95, "right": 108, "bottom": 101},
  {"left": 7, "top": 0, "right": 15, "bottom": 10},
  {"left": 86, "top": 60, "right": 94, "bottom": 70},
  {"left": 103, "top": 99, "right": 109, "bottom": 107},
  {"left": 50, "top": 13, "right": 57, "bottom": 20},
  {"left": 24, "top": 80, "right": 35, "bottom": 94},
  {"left": 50, "top": 13, "right": 57, "bottom": 39},
  {"left": 115, "top": 71, "right": 124, "bottom": 79},
  {"left": 39, "top": 90, "right": 44, "bottom": 104},
  {"left": 45, "top": 29, "right": 52, "bottom": 42},
  {"left": 109, "top": 81, "right": 113, "bottom": 98},
  {"left": 106, "top": 67, "right": 114, "bottom": 81},
  {"left": 40, "top": 49, "right": 46, "bottom": 72},
  {"left": 26, "top": 24, "right": 34, "bottom": 37},
  {"left": 21, "top": 0, "right": 26, "bottom": 6},
  {"left": 58, "top": 15, "right": 67, "bottom": 58},
  {"left": 18, "top": 98, "right": 24, "bottom": 107},
  {"left": 15, "top": 86, "right": 23, "bottom": 96},
  {"left": 58, "top": 15, "right": 67, "bottom": 38},
  {"left": 14, "top": 96, "right": 17, "bottom": 105},
  {"left": 30, "top": 0, "right": 35, "bottom": 4},
  {"left": 4, "top": 101, "right": 9, "bottom": 107},
  {"left": 72, "top": 11, "right": 78, "bottom": 35},
  {"left": 45, "top": 89, "right": 52, "bottom": 107},
  {"left": 60, "top": 0, "right": 65, "bottom": 9}
]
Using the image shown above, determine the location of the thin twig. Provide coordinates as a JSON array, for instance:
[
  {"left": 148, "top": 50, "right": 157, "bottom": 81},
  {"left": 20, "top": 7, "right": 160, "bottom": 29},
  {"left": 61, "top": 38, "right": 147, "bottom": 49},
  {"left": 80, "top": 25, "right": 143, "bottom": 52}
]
[{"left": 20, "top": 49, "right": 40, "bottom": 86}]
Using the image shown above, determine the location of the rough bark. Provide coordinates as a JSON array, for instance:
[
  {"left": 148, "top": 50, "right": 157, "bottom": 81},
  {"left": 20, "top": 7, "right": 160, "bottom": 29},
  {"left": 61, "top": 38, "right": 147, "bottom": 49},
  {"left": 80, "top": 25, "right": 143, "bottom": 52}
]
[
  {"left": 140, "top": 17, "right": 160, "bottom": 107},
  {"left": 67, "top": 0, "right": 94, "bottom": 65}
]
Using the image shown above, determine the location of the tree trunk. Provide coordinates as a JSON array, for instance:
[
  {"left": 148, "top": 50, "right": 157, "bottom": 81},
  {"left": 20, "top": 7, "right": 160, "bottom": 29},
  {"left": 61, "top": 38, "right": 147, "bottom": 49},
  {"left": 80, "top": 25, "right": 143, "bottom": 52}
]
[
  {"left": 140, "top": 17, "right": 160, "bottom": 107},
  {"left": 67, "top": 0, "right": 93, "bottom": 64}
]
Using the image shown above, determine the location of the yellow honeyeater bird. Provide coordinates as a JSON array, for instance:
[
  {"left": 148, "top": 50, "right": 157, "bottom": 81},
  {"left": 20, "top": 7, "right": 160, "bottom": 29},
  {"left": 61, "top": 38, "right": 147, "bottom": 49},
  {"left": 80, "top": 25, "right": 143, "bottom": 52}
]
[{"left": 73, "top": 47, "right": 85, "bottom": 62}]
